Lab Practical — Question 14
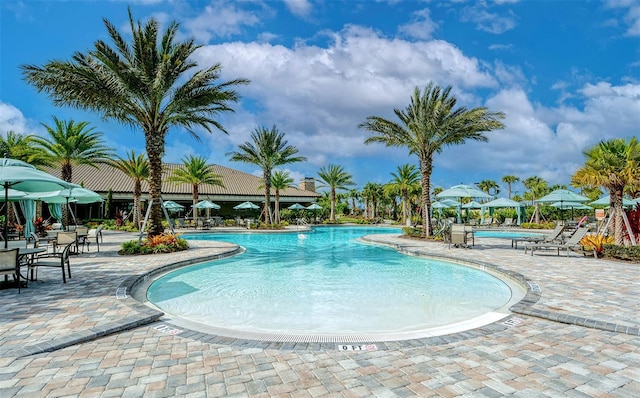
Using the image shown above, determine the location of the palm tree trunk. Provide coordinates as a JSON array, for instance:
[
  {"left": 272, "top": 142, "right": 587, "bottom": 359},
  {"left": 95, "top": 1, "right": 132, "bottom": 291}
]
[
  {"left": 264, "top": 171, "right": 272, "bottom": 225},
  {"left": 419, "top": 156, "right": 433, "bottom": 237},
  {"left": 133, "top": 180, "right": 142, "bottom": 227},
  {"left": 611, "top": 187, "right": 625, "bottom": 245},
  {"left": 275, "top": 190, "right": 280, "bottom": 224},
  {"left": 330, "top": 188, "right": 336, "bottom": 222},
  {"left": 401, "top": 191, "right": 408, "bottom": 224},
  {"left": 146, "top": 132, "right": 165, "bottom": 237}
]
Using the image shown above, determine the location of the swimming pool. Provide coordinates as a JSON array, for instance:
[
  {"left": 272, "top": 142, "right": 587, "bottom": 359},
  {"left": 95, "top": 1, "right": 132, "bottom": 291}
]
[{"left": 146, "top": 226, "right": 520, "bottom": 341}]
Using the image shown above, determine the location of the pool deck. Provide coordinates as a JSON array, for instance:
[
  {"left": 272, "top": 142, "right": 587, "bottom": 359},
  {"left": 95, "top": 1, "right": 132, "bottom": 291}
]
[{"left": 0, "top": 227, "right": 639, "bottom": 397}]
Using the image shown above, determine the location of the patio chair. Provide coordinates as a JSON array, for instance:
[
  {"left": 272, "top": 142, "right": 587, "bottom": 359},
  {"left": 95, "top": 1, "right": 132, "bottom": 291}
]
[
  {"left": 479, "top": 218, "right": 494, "bottom": 227},
  {"left": 524, "top": 227, "right": 590, "bottom": 257},
  {"left": 33, "top": 241, "right": 74, "bottom": 283},
  {"left": 449, "top": 224, "right": 471, "bottom": 248},
  {"left": 177, "top": 218, "right": 187, "bottom": 229},
  {"left": 511, "top": 224, "right": 565, "bottom": 249},
  {"left": 0, "top": 248, "right": 24, "bottom": 292},
  {"left": 82, "top": 225, "right": 103, "bottom": 252},
  {"left": 54, "top": 231, "right": 78, "bottom": 255}
]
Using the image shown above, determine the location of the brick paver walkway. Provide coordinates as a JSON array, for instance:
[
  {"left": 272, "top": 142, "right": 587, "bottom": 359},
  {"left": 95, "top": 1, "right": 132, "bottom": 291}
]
[{"left": 0, "top": 227, "right": 638, "bottom": 397}]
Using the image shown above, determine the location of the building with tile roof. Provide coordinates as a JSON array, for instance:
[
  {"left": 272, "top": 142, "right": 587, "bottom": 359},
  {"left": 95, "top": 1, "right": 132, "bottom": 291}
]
[{"left": 44, "top": 163, "right": 320, "bottom": 220}]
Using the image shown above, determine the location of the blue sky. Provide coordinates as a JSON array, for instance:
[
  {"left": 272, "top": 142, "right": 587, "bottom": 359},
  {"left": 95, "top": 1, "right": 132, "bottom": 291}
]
[{"left": 1, "top": 0, "right": 639, "bottom": 197}]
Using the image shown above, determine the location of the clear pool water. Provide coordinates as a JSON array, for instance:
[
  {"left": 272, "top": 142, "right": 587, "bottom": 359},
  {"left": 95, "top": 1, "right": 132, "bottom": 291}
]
[{"left": 147, "top": 227, "right": 513, "bottom": 336}]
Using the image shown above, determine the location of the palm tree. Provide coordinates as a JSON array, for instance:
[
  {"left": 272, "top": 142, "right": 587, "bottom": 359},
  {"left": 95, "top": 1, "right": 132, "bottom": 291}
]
[
  {"left": 359, "top": 83, "right": 505, "bottom": 237},
  {"left": 347, "top": 189, "right": 361, "bottom": 215},
  {"left": 22, "top": 8, "right": 248, "bottom": 237},
  {"left": 317, "top": 164, "right": 355, "bottom": 223},
  {"left": 387, "top": 164, "right": 420, "bottom": 224},
  {"left": 501, "top": 175, "right": 520, "bottom": 199},
  {"left": 110, "top": 150, "right": 149, "bottom": 227},
  {"left": 572, "top": 137, "right": 640, "bottom": 245},
  {"left": 361, "top": 182, "right": 384, "bottom": 219},
  {"left": 523, "top": 176, "right": 549, "bottom": 224},
  {"left": 477, "top": 179, "right": 500, "bottom": 199},
  {"left": 0, "top": 131, "right": 50, "bottom": 167},
  {"left": 270, "top": 170, "right": 295, "bottom": 224},
  {"left": 167, "top": 155, "right": 224, "bottom": 208},
  {"left": 228, "top": 126, "right": 306, "bottom": 225},
  {"left": 33, "top": 116, "right": 113, "bottom": 182}
]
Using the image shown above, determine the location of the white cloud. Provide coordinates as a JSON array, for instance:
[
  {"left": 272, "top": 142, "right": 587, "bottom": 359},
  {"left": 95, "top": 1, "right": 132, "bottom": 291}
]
[
  {"left": 460, "top": 4, "right": 517, "bottom": 34},
  {"left": 183, "top": 0, "right": 261, "bottom": 42},
  {"left": 282, "top": 0, "right": 313, "bottom": 18},
  {"left": 193, "top": 25, "right": 497, "bottom": 171},
  {"left": 398, "top": 8, "right": 438, "bottom": 40},
  {"left": 0, "top": 102, "right": 31, "bottom": 135},
  {"left": 605, "top": 0, "right": 640, "bottom": 36}
]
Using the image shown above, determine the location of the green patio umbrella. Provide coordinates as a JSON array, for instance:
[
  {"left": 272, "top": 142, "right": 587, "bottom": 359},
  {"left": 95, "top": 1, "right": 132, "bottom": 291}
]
[
  {"left": 590, "top": 195, "right": 636, "bottom": 208},
  {"left": 537, "top": 189, "right": 591, "bottom": 221},
  {"left": 288, "top": 203, "right": 306, "bottom": 210},
  {"left": 234, "top": 201, "right": 260, "bottom": 210},
  {"left": 0, "top": 158, "right": 73, "bottom": 246},
  {"left": 436, "top": 185, "right": 490, "bottom": 223},
  {"left": 162, "top": 200, "right": 185, "bottom": 210},
  {"left": 306, "top": 203, "right": 322, "bottom": 224}
]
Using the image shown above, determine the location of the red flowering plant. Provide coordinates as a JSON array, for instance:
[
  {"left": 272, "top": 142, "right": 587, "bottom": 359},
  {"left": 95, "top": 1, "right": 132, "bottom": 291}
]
[
  {"left": 623, "top": 203, "right": 640, "bottom": 243},
  {"left": 34, "top": 217, "right": 51, "bottom": 237}
]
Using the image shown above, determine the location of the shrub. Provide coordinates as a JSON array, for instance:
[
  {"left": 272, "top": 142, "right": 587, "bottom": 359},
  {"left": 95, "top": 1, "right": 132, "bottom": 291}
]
[
  {"left": 580, "top": 234, "right": 614, "bottom": 256},
  {"left": 520, "top": 222, "right": 555, "bottom": 229},
  {"left": 601, "top": 244, "right": 640, "bottom": 263},
  {"left": 402, "top": 226, "right": 422, "bottom": 237},
  {"left": 119, "top": 233, "right": 189, "bottom": 255}
]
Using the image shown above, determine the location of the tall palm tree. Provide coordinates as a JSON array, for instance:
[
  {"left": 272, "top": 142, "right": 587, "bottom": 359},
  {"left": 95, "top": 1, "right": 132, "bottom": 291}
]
[
  {"left": 110, "top": 150, "right": 149, "bottom": 227},
  {"left": 523, "top": 176, "right": 549, "bottom": 224},
  {"left": 228, "top": 126, "right": 306, "bottom": 225},
  {"left": 359, "top": 83, "right": 505, "bottom": 237},
  {"left": 22, "top": 8, "right": 248, "bottom": 237},
  {"left": 167, "top": 155, "right": 224, "bottom": 207},
  {"left": 572, "top": 137, "right": 640, "bottom": 245},
  {"left": 387, "top": 164, "right": 420, "bottom": 224},
  {"left": 501, "top": 175, "right": 520, "bottom": 199},
  {"left": 317, "top": 164, "right": 355, "bottom": 223},
  {"left": 269, "top": 170, "right": 295, "bottom": 224},
  {"left": 0, "top": 131, "right": 50, "bottom": 167},
  {"left": 33, "top": 116, "right": 113, "bottom": 182}
]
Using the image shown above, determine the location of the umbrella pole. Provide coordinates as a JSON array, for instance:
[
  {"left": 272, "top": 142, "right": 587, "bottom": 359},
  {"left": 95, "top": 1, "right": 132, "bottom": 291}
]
[{"left": 4, "top": 182, "right": 8, "bottom": 249}]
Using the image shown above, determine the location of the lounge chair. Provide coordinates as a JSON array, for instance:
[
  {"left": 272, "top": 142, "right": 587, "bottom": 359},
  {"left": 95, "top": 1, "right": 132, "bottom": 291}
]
[
  {"left": 524, "top": 227, "right": 590, "bottom": 256},
  {"left": 0, "top": 248, "right": 24, "bottom": 292},
  {"left": 511, "top": 224, "right": 565, "bottom": 249},
  {"left": 500, "top": 218, "right": 515, "bottom": 227},
  {"left": 479, "top": 218, "right": 494, "bottom": 227}
]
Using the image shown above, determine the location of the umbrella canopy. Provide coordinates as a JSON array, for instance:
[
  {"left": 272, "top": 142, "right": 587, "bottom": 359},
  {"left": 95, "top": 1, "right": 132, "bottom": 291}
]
[
  {"left": 536, "top": 189, "right": 590, "bottom": 204},
  {"left": 590, "top": 195, "right": 636, "bottom": 207},
  {"left": 192, "top": 200, "right": 221, "bottom": 209},
  {"left": 306, "top": 203, "right": 322, "bottom": 210},
  {"left": 0, "top": 158, "right": 74, "bottom": 246},
  {"left": 234, "top": 201, "right": 260, "bottom": 210},
  {"left": 551, "top": 201, "right": 593, "bottom": 210},
  {"left": 480, "top": 197, "right": 527, "bottom": 225},
  {"left": 0, "top": 188, "right": 26, "bottom": 201},
  {"left": 436, "top": 184, "right": 491, "bottom": 200},
  {"left": 288, "top": 203, "right": 306, "bottom": 210},
  {"left": 436, "top": 185, "right": 490, "bottom": 223},
  {"left": 163, "top": 200, "right": 185, "bottom": 209},
  {"left": 25, "top": 186, "right": 103, "bottom": 204},
  {"left": 462, "top": 200, "right": 482, "bottom": 209}
]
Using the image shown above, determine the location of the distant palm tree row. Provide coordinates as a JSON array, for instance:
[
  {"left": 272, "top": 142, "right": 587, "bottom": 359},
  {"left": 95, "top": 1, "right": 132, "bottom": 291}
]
[{"left": 12, "top": 7, "right": 639, "bottom": 242}]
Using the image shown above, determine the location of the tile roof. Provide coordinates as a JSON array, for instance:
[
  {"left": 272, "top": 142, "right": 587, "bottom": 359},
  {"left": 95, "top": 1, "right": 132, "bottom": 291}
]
[{"left": 43, "top": 163, "right": 319, "bottom": 201}]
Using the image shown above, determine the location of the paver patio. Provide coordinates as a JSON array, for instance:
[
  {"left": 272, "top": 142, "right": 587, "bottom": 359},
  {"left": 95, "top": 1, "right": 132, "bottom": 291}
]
[{"left": 0, "top": 227, "right": 638, "bottom": 397}]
